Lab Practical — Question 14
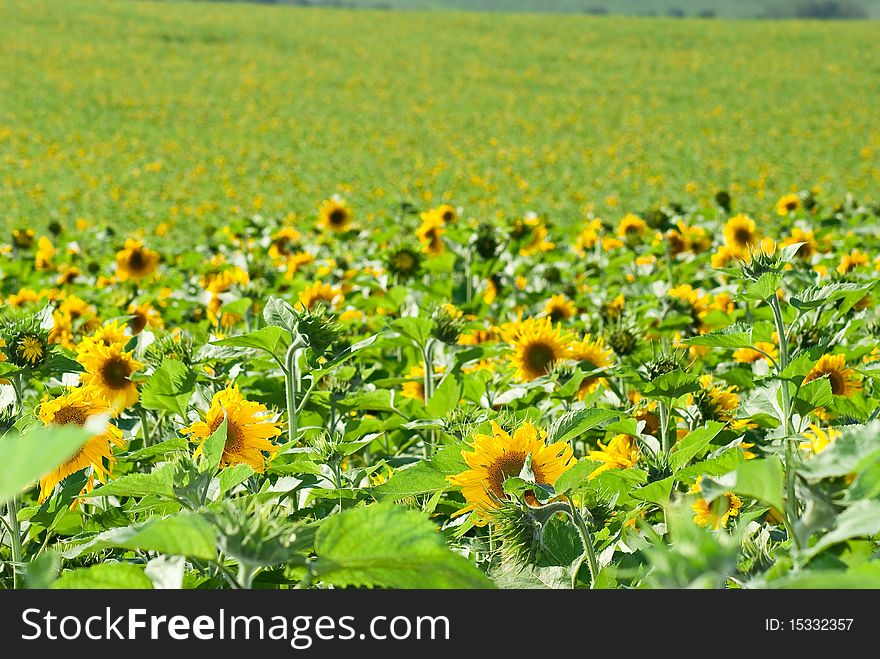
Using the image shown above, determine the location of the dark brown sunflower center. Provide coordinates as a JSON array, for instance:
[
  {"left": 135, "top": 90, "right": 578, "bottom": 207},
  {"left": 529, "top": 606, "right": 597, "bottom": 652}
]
[
  {"left": 733, "top": 228, "right": 753, "bottom": 245},
  {"left": 549, "top": 305, "right": 569, "bottom": 322},
  {"left": 442, "top": 210, "right": 455, "bottom": 222},
  {"left": 826, "top": 370, "right": 845, "bottom": 395},
  {"left": 224, "top": 421, "right": 245, "bottom": 454},
  {"left": 329, "top": 209, "right": 347, "bottom": 226},
  {"left": 128, "top": 249, "right": 146, "bottom": 271},
  {"left": 130, "top": 311, "right": 147, "bottom": 334},
  {"left": 785, "top": 200, "right": 797, "bottom": 211},
  {"left": 523, "top": 341, "right": 556, "bottom": 376},
  {"left": 487, "top": 451, "right": 527, "bottom": 500},
  {"left": 101, "top": 357, "right": 131, "bottom": 389},
  {"left": 53, "top": 405, "right": 88, "bottom": 427}
]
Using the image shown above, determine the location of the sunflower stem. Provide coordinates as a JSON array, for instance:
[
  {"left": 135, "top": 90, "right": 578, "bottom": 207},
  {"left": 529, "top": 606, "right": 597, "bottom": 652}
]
[
  {"left": 137, "top": 407, "right": 152, "bottom": 447},
  {"left": 566, "top": 499, "right": 599, "bottom": 589},
  {"left": 6, "top": 497, "right": 22, "bottom": 589},
  {"left": 768, "top": 292, "right": 801, "bottom": 552},
  {"left": 284, "top": 337, "right": 307, "bottom": 445},
  {"left": 421, "top": 339, "right": 437, "bottom": 458}
]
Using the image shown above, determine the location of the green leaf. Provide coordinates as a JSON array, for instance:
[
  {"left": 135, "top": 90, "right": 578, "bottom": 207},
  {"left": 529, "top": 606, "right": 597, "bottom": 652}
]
[
  {"left": 0, "top": 425, "right": 90, "bottom": 501},
  {"left": 553, "top": 460, "right": 600, "bottom": 495},
  {"left": 547, "top": 408, "right": 618, "bottom": 444},
  {"left": 313, "top": 333, "right": 382, "bottom": 375},
  {"left": 314, "top": 502, "right": 493, "bottom": 588},
  {"left": 744, "top": 272, "right": 782, "bottom": 301},
  {"left": 679, "top": 324, "right": 753, "bottom": 350},
  {"left": 52, "top": 563, "right": 153, "bottom": 589},
  {"left": 84, "top": 463, "right": 176, "bottom": 499},
  {"left": 804, "top": 500, "right": 880, "bottom": 560},
  {"left": 219, "top": 464, "right": 254, "bottom": 495},
  {"left": 632, "top": 476, "right": 675, "bottom": 507},
  {"left": 790, "top": 282, "right": 874, "bottom": 310},
  {"left": 211, "top": 326, "right": 290, "bottom": 358},
  {"left": 797, "top": 422, "right": 880, "bottom": 480},
  {"left": 140, "top": 358, "right": 196, "bottom": 417},
  {"left": 734, "top": 457, "right": 785, "bottom": 513},
  {"left": 669, "top": 422, "right": 724, "bottom": 472},
  {"left": 373, "top": 447, "right": 464, "bottom": 500},
  {"left": 426, "top": 373, "right": 462, "bottom": 418},
  {"left": 200, "top": 417, "right": 228, "bottom": 473},
  {"left": 390, "top": 317, "right": 434, "bottom": 346},
  {"left": 641, "top": 370, "right": 701, "bottom": 400},
  {"left": 263, "top": 296, "right": 298, "bottom": 334},
  {"left": 61, "top": 512, "right": 217, "bottom": 560}
]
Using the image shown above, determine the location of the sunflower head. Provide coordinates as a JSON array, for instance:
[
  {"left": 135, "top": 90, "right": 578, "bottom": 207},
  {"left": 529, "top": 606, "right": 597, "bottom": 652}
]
[
  {"left": 473, "top": 222, "right": 499, "bottom": 259},
  {"left": 128, "top": 301, "right": 163, "bottom": 335},
  {"left": 297, "top": 281, "right": 343, "bottom": 312},
  {"left": 431, "top": 304, "right": 466, "bottom": 344},
  {"left": 691, "top": 374, "right": 739, "bottom": 424},
  {"left": 416, "top": 212, "right": 446, "bottom": 255},
  {"left": 385, "top": 243, "right": 424, "bottom": 280},
  {"left": 12, "top": 228, "right": 36, "bottom": 249},
  {"left": 738, "top": 240, "right": 781, "bottom": 282},
  {"left": 318, "top": 198, "right": 352, "bottom": 233},
  {"left": 78, "top": 342, "right": 144, "bottom": 413},
  {"left": 690, "top": 478, "right": 742, "bottom": 530},
  {"left": 544, "top": 294, "right": 576, "bottom": 323},
  {"left": 606, "top": 319, "right": 639, "bottom": 356},
  {"left": 799, "top": 423, "right": 840, "bottom": 454},
  {"left": 0, "top": 314, "right": 52, "bottom": 369},
  {"left": 183, "top": 384, "right": 282, "bottom": 473},
  {"left": 500, "top": 316, "right": 573, "bottom": 382},
  {"left": 116, "top": 238, "right": 160, "bottom": 281},
  {"left": 803, "top": 354, "right": 861, "bottom": 397},
  {"left": 268, "top": 227, "right": 302, "bottom": 260},
  {"left": 775, "top": 193, "right": 800, "bottom": 216},
  {"left": 447, "top": 420, "right": 575, "bottom": 524},
  {"left": 616, "top": 213, "right": 649, "bottom": 244},
  {"left": 723, "top": 214, "right": 758, "bottom": 254},
  {"left": 569, "top": 334, "right": 614, "bottom": 398}
]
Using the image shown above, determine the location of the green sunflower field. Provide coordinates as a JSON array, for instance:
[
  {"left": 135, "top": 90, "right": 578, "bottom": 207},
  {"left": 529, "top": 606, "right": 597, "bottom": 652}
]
[{"left": 1, "top": 0, "right": 879, "bottom": 590}]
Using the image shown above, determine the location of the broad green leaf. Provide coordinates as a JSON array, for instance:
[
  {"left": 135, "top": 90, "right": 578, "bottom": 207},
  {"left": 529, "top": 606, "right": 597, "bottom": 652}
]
[
  {"left": 211, "top": 326, "right": 290, "bottom": 358},
  {"left": 632, "top": 475, "right": 675, "bottom": 507},
  {"left": 219, "top": 463, "right": 254, "bottom": 495},
  {"left": 390, "top": 317, "right": 434, "bottom": 346},
  {"left": 426, "top": 373, "right": 462, "bottom": 418},
  {"left": 84, "top": 463, "right": 176, "bottom": 499},
  {"left": 200, "top": 417, "right": 228, "bottom": 473},
  {"left": 804, "top": 500, "right": 880, "bottom": 560},
  {"left": 547, "top": 408, "right": 619, "bottom": 444},
  {"left": 744, "top": 272, "right": 782, "bottom": 301},
  {"left": 373, "top": 447, "right": 464, "bottom": 500},
  {"left": 313, "top": 333, "right": 382, "bottom": 375},
  {"left": 553, "top": 459, "right": 601, "bottom": 495},
  {"left": 0, "top": 425, "right": 90, "bottom": 501},
  {"left": 52, "top": 563, "right": 153, "bottom": 589},
  {"left": 314, "top": 502, "right": 493, "bottom": 589},
  {"left": 679, "top": 324, "right": 752, "bottom": 350},
  {"left": 641, "top": 370, "right": 701, "bottom": 400},
  {"left": 61, "top": 512, "right": 217, "bottom": 560},
  {"left": 263, "top": 296, "right": 298, "bottom": 334},
  {"left": 797, "top": 422, "right": 880, "bottom": 480},
  {"left": 140, "top": 358, "right": 196, "bottom": 417},
  {"left": 790, "top": 282, "right": 874, "bottom": 310},
  {"left": 669, "top": 421, "right": 724, "bottom": 472},
  {"left": 734, "top": 457, "right": 785, "bottom": 513}
]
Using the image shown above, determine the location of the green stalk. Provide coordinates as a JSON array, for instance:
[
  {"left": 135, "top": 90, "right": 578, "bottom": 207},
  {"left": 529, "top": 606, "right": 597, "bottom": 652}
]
[
  {"left": 421, "top": 340, "right": 437, "bottom": 458},
  {"left": 137, "top": 408, "right": 152, "bottom": 447},
  {"left": 284, "top": 338, "right": 307, "bottom": 445},
  {"left": 566, "top": 499, "right": 599, "bottom": 589},
  {"left": 768, "top": 292, "right": 801, "bottom": 551},
  {"left": 6, "top": 498, "right": 22, "bottom": 589}
]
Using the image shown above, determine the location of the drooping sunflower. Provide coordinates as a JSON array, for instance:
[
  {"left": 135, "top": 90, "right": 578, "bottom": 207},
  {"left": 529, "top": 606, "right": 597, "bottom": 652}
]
[
  {"left": 128, "top": 301, "right": 164, "bottom": 335},
  {"left": 569, "top": 334, "right": 614, "bottom": 398},
  {"left": 587, "top": 434, "right": 639, "bottom": 479},
  {"left": 722, "top": 214, "right": 758, "bottom": 255},
  {"left": 297, "top": 281, "right": 343, "bottom": 312},
  {"left": 803, "top": 354, "right": 861, "bottom": 396},
  {"left": 78, "top": 342, "right": 144, "bottom": 413},
  {"left": 182, "top": 384, "right": 282, "bottom": 472},
  {"left": 416, "top": 213, "right": 446, "bottom": 255},
  {"left": 544, "top": 294, "right": 576, "bottom": 323},
  {"left": 116, "top": 238, "right": 160, "bottom": 281},
  {"left": 690, "top": 477, "right": 742, "bottom": 530},
  {"left": 500, "top": 316, "right": 573, "bottom": 382},
  {"left": 37, "top": 387, "right": 125, "bottom": 502},
  {"left": 447, "top": 421, "right": 575, "bottom": 524},
  {"left": 318, "top": 198, "right": 352, "bottom": 232},
  {"left": 775, "top": 193, "right": 800, "bottom": 216}
]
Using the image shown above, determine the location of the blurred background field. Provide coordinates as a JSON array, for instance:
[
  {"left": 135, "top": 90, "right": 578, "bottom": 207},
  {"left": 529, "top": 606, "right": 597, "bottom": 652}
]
[{"left": 1, "top": 0, "right": 878, "bottom": 234}]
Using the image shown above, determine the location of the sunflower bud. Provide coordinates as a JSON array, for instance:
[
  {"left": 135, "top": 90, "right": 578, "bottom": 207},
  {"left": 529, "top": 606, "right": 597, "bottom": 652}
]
[
  {"left": 0, "top": 314, "right": 52, "bottom": 369},
  {"left": 431, "top": 303, "right": 466, "bottom": 344},
  {"left": 607, "top": 325, "right": 638, "bottom": 356},
  {"left": 145, "top": 331, "right": 195, "bottom": 367},
  {"left": 473, "top": 222, "right": 499, "bottom": 259},
  {"left": 385, "top": 243, "right": 424, "bottom": 280},
  {"left": 738, "top": 242, "right": 781, "bottom": 283},
  {"left": 493, "top": 499, "right": 547, "bottom": 568},
  {"left": 715, "top": 190, "right": 732, "bottom": 212},
  {"left": 295, "top": 306, "right": 342, "bottom": 357}
]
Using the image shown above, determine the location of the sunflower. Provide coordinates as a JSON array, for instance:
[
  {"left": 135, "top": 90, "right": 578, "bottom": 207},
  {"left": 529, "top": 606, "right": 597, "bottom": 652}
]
[
  {"left": 416, "top": 213, "right": 446, "bottom": 255},
  {"left": 447, "top": 421, "right": 575, "bottom": 524},
  {"left": 544, "top": 294, "right": 576, "bottom": 322},
  {"left": 732, "top": 341, "right": 778, "bottom": 364},
  {"left": 569, "top": 334, "right": 613, "bottom": 398},
  {"left": 482, "top": 278, "right": 498, "bottom": 305},
  {"left": 775, "top": 193, "right": 800, "bottom": 216},
  {"left": 268, "top": 227, "right": 302, "bottom": 261},
  {"left": 297, "top": 281, "right": 343, "bottom": 312},
  {"left": 458, "top": 326, "right": 498, "bottom": 345},
  {"left": 690, "top": 477, "right": 742, "bottom": 530},
  {"left": 283, "top": 251, "right": 315, "bottom": 280},
  {"left": 182, "top": 384, "right": 282, "bottom": 472},
  {"left": 780, "top": 227, "right": 817, "bottom": 260},
  {"left": 667, "top": 221, "right": 711, "bottom": 255},
  {"left": 573, "top": 218, "right": 603, "bottom": 256},
  {"left": 400, "top": 364, "right": 444, "bottom": 402},
  {"left": 500, "top": 315, "right": 573, "bottom": 382},
  {"left": 668, "top": 283, "right": 710, "bottom": 330},
  {"left": 78, "top": 342, "right": 144, "bottom": 413},
  {"left": 35, "top": 237, "right": 55, "bottom": 270},
  {"left": 12, "top": 228, "right": 35, "bottom": 248},
  {"left": 587, "top": 434, "right": 639, "bottom": 479},
  {"left": 837, "top": 250, "right": 869, "bottom": 275},
  {"left": 803, "top": 354, "right": 861, "bottom": 396},
  {"left": 691, "top": 374, "right": 739, "bottom": 424},
  {"left": 17, "top": 335, "right": 48, "bottom": 366},
  {"left": 602, "top": 294, "right": 625, "bottom": 321},
  {"left": 128, "top": 301, "right": 164, "bottom": 334},
  {"left": 386, "top": 244, "right": 423, "bottom": 279},
  {"left": 116, "top": 238, "right": 160, "bottom": 281},
  {"left": 433, "top": 204, "right": 458, "bottom": 224},
  {"left": 318, "top": 198, "right": 352, "bottom": 232},
  {"left": 616, "top": 213, "right": 648, "bottom": 241},
  {"left": 6, "top": 288, "right": 42, "bottom": 307},
  {"left": 517, "top": 216, "right": 554, "bottom": 256},
  {"left": 722, "top": 214, "right": 758, "bottom": 255},
  {"left": 799, "top": 424, "right": 840, "bottom": 455},
  {"left": 37, "top": 387, "right": 125, "bottom": 502}
]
